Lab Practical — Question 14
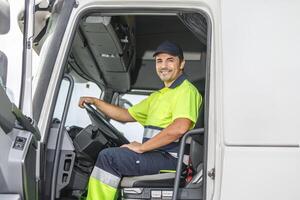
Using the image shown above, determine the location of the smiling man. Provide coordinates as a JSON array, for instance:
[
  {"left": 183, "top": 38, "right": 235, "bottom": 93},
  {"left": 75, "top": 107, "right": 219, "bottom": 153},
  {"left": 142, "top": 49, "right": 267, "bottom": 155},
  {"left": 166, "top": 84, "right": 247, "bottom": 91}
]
[{"left": 79, "top": 41, "right": 202, "bottom": 200}]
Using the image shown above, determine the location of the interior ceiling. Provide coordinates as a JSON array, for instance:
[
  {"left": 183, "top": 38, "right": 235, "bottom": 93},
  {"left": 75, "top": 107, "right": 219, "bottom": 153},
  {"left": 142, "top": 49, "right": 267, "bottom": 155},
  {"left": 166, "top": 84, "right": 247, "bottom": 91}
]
[
  {"left": 70, "top": 14, "right": 207, "bottom": 93},
  {"left": 135, "top": 15, "right": 205, "bottom": 58},
  {"left": 132, "top": 15, "right": 206, "bottom": 92}
]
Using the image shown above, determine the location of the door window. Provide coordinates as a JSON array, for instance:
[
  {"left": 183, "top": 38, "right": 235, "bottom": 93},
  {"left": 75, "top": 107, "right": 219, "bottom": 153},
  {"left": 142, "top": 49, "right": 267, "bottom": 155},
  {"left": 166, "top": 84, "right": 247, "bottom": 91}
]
[
  {"left": 53, "top": 80, "right": 102, "bottom": 127},
  {"left": 111, "top": 93, "right": 148, "bottom": 142}
]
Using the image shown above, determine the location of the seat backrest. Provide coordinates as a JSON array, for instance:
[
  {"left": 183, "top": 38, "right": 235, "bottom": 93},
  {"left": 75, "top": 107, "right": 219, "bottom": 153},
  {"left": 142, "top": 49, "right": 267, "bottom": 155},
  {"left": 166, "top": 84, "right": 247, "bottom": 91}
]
[
  {"left": 189, "top": 98, "right": 204, "bottom": 172},
  {"left": 193, "top": 91, "right": 204, "bottom": 130},
  {"left": 189, "top": 137, "right": 204, "bottom": 172}
]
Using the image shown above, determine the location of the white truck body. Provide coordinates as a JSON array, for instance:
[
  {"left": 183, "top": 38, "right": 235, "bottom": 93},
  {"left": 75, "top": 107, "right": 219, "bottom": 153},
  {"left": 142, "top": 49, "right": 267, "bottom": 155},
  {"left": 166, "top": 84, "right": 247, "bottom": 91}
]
[{"left": 1, "top": 0, "right": 300, "bottom": 200}]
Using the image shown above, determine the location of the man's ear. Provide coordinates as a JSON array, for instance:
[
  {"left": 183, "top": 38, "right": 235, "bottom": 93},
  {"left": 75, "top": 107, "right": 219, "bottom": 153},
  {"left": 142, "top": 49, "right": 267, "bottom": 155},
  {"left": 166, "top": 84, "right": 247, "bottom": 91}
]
[{"left": 180, "top": 60, "right": 185, "bottom": 70}]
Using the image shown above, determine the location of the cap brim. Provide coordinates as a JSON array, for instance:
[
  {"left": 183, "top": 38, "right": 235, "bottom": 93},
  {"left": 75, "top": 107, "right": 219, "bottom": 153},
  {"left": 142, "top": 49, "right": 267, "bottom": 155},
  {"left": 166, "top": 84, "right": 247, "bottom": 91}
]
[{"left": 153, "top": 50, "right": 178, "bottom": 57}]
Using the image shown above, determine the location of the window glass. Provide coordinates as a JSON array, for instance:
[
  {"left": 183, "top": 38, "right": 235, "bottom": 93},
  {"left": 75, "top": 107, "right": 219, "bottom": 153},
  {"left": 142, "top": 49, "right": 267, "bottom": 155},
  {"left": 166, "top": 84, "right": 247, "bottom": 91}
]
[
  {"left": 53, "top": 80, "right": 102, "bottom": 127},
  {"left": 0, "top": 51, "right": 7, "bottom": 87},
  {"left": 111, "top": 93, "right": 148, "bottom": 142}
]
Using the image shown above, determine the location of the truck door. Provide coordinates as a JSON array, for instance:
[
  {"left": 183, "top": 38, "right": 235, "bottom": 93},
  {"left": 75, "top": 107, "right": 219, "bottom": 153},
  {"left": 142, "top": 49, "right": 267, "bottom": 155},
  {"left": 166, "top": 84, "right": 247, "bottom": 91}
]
[
  {"left": 0, "top": 0, "right": 40, "bottom": 199},
  {"left": 0, "top": 85, "right": 39, "bottom": 200}
]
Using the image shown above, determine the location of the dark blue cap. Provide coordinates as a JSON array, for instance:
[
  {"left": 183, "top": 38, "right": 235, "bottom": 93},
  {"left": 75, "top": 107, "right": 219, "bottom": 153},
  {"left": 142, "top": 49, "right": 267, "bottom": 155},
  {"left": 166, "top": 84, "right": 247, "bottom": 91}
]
[{"left": 153, "top": 41, "right": 184, "bottom": 60}]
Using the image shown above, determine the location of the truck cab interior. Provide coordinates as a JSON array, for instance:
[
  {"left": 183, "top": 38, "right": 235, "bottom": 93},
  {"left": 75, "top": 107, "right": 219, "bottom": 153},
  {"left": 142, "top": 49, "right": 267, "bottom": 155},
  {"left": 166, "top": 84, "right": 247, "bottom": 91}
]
[
  {"left": 0, "top": 5, "right": 209, "bottom": 200},
  {"left": 42, "top": 12, "right": 209, "bottom": 200}
]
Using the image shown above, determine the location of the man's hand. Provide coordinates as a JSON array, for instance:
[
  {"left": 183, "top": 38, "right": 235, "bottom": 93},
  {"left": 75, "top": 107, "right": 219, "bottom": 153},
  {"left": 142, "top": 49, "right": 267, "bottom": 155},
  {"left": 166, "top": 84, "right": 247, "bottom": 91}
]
[
  {"left": 78, "top": 96, "right": 97, "bottom": 108},
  {"left": 78, "top": 96, "right": 135, "bottom": 123},
  {"left": 121, "top": 141, "right": 144, "bottom": 154}
]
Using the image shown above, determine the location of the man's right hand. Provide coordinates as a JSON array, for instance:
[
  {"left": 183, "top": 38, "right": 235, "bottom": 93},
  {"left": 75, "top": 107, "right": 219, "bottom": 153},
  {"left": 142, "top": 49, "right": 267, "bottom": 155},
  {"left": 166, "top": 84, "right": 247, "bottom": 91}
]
[
  {"left": 78, "top": 96, "right": 135, "bottom": 123},
  {"left": 78, "top": 96, "right": 97, "bottom": 108}
]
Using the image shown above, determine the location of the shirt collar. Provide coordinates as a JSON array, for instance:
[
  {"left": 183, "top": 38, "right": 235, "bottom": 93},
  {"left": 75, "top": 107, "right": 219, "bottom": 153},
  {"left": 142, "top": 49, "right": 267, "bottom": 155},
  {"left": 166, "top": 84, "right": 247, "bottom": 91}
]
[{"left": 169, "top": 73, "right": 187, "bottom": 89}]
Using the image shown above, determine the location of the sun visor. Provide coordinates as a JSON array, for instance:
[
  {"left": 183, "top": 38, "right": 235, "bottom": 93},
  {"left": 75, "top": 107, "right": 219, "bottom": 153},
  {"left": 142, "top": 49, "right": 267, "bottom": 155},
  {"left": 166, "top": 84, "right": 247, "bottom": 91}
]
[{"left": 72, "top": 16, "right": 135, "bottom": 92}]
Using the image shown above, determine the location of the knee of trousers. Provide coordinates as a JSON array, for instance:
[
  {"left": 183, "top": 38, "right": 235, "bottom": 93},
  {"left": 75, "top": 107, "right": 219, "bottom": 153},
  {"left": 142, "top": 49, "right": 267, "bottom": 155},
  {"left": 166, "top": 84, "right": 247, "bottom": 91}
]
[{"left": 95, "top": 148, "right": 118, "bottom": 169}]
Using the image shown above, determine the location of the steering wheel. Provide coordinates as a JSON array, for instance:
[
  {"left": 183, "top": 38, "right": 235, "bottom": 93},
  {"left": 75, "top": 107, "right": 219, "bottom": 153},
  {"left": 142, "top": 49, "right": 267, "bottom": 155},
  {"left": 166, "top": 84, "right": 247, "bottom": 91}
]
[{"left": 83, "top": 103, "right": 129, "bottom": 146}]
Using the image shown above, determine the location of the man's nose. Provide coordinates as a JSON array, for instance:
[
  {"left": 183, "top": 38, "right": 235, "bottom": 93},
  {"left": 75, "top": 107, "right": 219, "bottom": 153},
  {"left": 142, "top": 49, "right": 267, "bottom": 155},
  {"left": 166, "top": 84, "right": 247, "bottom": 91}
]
[
  {"left": 159, "top": 66, "right": 169, "bottom": 70},
  {"left": 159, "top": 62, "right": 168, "bottom": 68}
]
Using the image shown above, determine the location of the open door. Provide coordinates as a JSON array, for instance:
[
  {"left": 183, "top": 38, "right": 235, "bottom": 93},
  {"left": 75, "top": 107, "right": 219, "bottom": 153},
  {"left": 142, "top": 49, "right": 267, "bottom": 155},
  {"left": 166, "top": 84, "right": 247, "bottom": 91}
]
[
  {"left": 0, "top": 0, "right": 40, "bottom": 199},
  {"left": 0, "top": 85, "right": 39, "bottom": 200}
]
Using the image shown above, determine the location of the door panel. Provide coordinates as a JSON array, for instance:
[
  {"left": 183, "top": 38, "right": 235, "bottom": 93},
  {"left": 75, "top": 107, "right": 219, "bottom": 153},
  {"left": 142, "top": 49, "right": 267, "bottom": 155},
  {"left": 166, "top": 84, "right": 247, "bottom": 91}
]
[
  {"left": 220, "top": 147, "right": 300, "bottom": 200},
  {"left": 0, "top": 85, "right": 37, "bottom": 200}
]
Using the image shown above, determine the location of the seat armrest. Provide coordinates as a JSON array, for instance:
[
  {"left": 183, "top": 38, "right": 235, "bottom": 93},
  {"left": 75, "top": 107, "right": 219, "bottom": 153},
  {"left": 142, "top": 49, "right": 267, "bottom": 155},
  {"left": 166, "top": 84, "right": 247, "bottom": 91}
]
[{"left": 173, "top": 128, "right": 204, "bottom": 200}]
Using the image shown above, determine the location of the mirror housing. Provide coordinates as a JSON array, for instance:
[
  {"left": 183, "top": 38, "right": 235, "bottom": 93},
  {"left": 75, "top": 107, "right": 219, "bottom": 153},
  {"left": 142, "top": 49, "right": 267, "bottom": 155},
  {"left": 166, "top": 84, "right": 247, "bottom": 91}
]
[
  {"left": 0, "top": 51, "right": 7, "bottom": 87},
  {"left": 118, "top": 97, "right": 133, "bottom": 109},
  {"left": 0, "top": 0, "right": 10, "bottom": 34}
]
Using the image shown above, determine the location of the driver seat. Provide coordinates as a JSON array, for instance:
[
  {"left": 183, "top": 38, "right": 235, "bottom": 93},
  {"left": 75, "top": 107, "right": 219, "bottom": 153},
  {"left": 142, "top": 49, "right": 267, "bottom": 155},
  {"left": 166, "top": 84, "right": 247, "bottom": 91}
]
[{"left": 120, "top": 128, "right": 204, "bottom": 200}]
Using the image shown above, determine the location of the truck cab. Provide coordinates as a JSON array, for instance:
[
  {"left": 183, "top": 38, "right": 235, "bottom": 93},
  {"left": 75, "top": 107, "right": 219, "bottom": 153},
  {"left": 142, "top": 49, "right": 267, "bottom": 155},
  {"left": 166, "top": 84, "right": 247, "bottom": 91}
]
[{"left": 1, "top": 0, "right": 300, "bottom": 200}]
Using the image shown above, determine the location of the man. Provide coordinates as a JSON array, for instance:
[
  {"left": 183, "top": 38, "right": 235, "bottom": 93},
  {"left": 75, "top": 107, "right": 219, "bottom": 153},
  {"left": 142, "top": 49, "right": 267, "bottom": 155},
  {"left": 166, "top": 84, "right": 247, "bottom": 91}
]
[{"left": 78, "top": 41, "right": 202, "bottom": 200}]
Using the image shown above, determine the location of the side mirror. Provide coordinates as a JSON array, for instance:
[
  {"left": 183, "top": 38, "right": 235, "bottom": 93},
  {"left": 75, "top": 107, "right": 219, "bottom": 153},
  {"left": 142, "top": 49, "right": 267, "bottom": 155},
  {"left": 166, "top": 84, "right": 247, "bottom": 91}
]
[
  {"left": 0, "top": 0, "right": 10, "bottom": 34},
  {"left": 117, "top": 97, "right": 133, "bottom": 109},
  {"left": 0, "top": 51, "right": 7, "bottom": 87}
]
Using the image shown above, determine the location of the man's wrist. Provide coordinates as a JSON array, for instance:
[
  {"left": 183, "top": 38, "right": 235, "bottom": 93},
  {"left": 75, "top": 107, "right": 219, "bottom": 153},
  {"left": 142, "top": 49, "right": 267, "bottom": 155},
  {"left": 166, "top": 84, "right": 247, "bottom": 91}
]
[
  {"left": 139, "top": 144, "right": 146, "bottom": 153},
  {"left": 92, "top": 98, "right": 100, "bottom": 106}
]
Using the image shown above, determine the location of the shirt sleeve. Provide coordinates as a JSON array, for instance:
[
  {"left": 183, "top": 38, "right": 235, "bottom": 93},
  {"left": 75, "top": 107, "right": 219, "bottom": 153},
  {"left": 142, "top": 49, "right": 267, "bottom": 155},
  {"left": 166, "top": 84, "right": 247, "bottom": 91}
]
[
  {"left": 128, "top": 95, "right": 152, "bottom": 126},
  {"left": 171, "top": 86, "right": 202, "bottom": 129}
]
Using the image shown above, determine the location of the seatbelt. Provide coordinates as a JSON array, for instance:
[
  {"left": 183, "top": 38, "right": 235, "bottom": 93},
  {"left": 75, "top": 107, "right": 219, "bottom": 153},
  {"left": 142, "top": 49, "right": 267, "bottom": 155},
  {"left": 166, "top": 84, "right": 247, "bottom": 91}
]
[{"left": 185, "top": 156, "right": 194, "bottom": 183}]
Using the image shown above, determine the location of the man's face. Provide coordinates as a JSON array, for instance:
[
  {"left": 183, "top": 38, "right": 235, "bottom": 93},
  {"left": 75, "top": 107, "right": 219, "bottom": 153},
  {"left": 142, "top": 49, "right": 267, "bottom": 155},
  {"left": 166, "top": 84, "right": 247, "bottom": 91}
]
[{"left": 155, "top": 53, "right": 185, "bottom": 86}]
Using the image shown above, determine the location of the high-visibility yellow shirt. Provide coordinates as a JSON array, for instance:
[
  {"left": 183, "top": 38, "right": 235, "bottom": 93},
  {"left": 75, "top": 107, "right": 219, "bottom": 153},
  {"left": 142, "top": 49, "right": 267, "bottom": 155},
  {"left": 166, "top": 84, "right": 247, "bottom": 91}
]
[{"left": 128, "top": 74, "right": 202, "bottom": 130}]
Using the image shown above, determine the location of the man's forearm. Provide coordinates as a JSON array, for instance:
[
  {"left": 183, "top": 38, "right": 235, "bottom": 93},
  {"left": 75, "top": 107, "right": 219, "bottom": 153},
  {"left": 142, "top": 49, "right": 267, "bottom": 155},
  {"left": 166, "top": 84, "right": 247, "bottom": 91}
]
[
  {"left": 140, "top": 129, "right": 179, "bottom": 152},
  {"left": 93, "top": 99, "right": 135, "bottom": 123},
  {"left": 79, "top": 96, "right": 135, "bottom": 122},
  {"left": 139, "top": 118, "right": 192, "bottom": 153}
]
